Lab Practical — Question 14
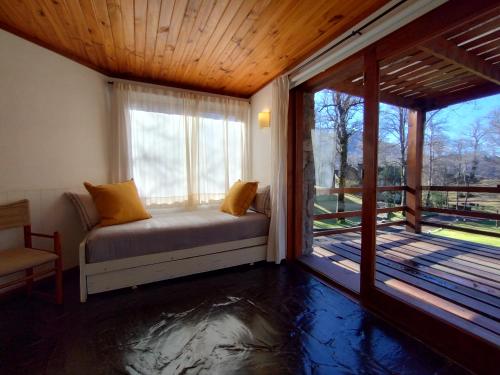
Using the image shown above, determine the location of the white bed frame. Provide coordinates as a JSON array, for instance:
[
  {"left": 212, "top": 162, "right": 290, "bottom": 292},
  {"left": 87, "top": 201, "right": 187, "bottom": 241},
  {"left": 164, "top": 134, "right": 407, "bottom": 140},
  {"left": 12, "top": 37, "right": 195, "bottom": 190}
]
[{"left": 79, "top": 236, "right": 267, "bottom": 302}]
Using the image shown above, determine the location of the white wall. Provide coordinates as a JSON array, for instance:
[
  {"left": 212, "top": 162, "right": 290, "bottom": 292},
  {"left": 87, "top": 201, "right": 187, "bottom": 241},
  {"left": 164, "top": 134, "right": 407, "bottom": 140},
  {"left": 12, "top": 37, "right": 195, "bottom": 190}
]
[
  {"left": 250, "top": 83, "right": 272, "bottom": 185},
  {"left": 0, "top": 30, "right": 110, "bottom": 275},
  {"left": 0, "top": 27, "right": 272, "bottom": 290}
]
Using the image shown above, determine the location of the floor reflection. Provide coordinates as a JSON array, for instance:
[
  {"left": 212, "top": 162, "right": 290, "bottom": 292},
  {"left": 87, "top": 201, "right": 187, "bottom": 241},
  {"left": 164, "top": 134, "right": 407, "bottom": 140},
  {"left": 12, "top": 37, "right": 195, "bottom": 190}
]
[
  {"left": 0, "top": 263, "right": 469, "bottom": 375},
  {"left": 124, "top": 297, "right": 284, "bottom": 374}
]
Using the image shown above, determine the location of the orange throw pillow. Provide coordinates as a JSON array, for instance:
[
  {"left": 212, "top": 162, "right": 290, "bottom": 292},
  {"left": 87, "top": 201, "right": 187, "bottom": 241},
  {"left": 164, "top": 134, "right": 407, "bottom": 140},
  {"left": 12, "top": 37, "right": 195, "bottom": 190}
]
[
  {"left": 84, "top": 180, "right": 151, "bottom": 227},
  {"left": 220, "top": 180, "right": 258, "bottom": 216}
]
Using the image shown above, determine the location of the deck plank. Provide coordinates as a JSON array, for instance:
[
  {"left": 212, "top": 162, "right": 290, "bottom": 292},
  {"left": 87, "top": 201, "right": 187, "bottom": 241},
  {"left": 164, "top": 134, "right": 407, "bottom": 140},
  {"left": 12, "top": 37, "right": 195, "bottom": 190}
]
[
  {"left": 334, "top": 235, "right": 500, "bottom": 283},
  {"left": 317, "top": 235, "right": 500, "bottom": 290},
  {"left": 349, "top": 235, "right": 500, "bottom": 281},
  {"left": 375, "top": 239, "right": 500, "bottom": 279},
  {"left": 322, "top": 242, "right": 500, "bottom": 324},
  {"left": 320, "top": 241, "right": 500, "bottom": 305},
  {"left": 378, "top": 232, "right": 500, "bottom": 267},
  {"left": 314, "top": 229, "right": 500, "bottom": 345},
  {"left": 400, "top": 230, "right": 500, "bottom": 255}
]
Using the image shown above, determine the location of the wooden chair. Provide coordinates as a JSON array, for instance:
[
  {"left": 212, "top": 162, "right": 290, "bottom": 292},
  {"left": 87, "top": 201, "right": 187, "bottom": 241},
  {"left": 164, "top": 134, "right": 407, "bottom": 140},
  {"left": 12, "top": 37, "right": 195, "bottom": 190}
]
[{"left": 0, "top": 199, "right": 63, "bottom": 304}]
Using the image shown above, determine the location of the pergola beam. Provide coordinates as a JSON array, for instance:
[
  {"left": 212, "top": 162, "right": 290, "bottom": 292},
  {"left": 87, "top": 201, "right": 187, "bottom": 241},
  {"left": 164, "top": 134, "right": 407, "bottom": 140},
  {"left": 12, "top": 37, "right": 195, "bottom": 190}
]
[
  {"left": 420, "top": 37, "right": 500, "bottom": 85},
  {"left": 327, "top": 80, "right": 420, "bottom": 110},
  {"left": 423, "top": 82, "right": 499, "bottom": 111},
  {"left": 375, "top": 0, "right": 500, "bottom": 61}
]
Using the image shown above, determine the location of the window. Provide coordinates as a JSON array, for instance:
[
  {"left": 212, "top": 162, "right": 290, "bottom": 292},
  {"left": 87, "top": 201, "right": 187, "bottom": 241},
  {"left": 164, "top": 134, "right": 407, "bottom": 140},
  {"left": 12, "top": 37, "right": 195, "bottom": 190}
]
[{"left": 112, "top": 83, "right": 250, "bottom": 208}]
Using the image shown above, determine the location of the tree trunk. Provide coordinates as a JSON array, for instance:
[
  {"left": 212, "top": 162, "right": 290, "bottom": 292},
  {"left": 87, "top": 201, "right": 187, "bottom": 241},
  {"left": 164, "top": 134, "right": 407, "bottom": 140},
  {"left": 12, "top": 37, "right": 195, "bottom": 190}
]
[
  {"left": 463, "top": 160, "right": 469, "bottom": 210},
  {"left": 400, "top": 149, "right": 406, "bottom": 206},
  {"left": 425, "top": 150, "right": 433, "bottom": 206},
  {"left": 399, "top": 108, "right": 407, "bottom": 206},
  {"left": 331, "top": 161, "right": 336, "bottom": 189},
  {"left": 337, "top": 137, "right": 348, "bottom": 220}
]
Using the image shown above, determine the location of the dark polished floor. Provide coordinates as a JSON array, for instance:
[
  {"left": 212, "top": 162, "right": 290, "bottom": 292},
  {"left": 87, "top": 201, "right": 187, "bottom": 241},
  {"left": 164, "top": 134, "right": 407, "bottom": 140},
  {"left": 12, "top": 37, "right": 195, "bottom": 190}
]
[{"left": 0, "top": 263, "right": 470, "bottom": 375}]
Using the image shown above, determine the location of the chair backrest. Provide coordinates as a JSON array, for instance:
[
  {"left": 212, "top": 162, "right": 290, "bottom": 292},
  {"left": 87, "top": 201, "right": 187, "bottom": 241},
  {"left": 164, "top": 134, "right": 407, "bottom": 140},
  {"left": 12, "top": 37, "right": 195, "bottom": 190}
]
[{"left": 0, "top": 199, "right": 31, "bottom": 230}]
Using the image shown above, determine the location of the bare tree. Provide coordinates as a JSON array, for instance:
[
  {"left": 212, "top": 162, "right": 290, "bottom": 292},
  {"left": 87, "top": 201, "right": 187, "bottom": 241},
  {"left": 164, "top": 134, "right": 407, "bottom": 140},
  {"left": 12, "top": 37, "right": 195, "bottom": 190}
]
[
  {"left": 453, "top": 138, "right": 468, "bottom": 209},
  {"left": 380, "top": 106, "right": 409, "bottom": 204},
  {"left": 486, "top": 108, "right": 500, "bottom": 156},
  {"left": 460, "top": 120, "right": 487, "bottom": 207},
  {"left": 468, "top": 120, "right": 487, "bottom": 183},
  {"left": 317, "top": 91, "right": 363, "bottom": 215},
  {"left": 424, "top": 114, "right": 447, "bottom": 206}
]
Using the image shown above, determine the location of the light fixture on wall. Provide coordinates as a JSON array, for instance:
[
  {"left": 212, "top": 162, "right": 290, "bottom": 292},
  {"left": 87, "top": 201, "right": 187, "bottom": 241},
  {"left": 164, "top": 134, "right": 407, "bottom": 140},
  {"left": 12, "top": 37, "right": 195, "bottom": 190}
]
[{"left": 258, "top": 111, "right": 271, "bottom": 128}]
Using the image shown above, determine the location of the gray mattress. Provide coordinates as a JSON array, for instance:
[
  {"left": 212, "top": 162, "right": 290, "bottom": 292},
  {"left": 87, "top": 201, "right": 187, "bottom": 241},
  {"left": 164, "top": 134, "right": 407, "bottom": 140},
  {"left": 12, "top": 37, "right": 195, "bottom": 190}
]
[{"left": 85, "top": 209, "right": 270, "bottom": 263}]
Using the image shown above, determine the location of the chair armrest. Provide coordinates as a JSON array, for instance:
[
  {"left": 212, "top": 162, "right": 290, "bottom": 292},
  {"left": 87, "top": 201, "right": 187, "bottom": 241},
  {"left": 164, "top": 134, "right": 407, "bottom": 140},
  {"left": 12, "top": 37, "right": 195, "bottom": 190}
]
[
  {"left": 24, "top": 227, "right": 62, "bottom": 258},
  {"left": 31, "top": 232, "right": 56, "bottom": 239}
]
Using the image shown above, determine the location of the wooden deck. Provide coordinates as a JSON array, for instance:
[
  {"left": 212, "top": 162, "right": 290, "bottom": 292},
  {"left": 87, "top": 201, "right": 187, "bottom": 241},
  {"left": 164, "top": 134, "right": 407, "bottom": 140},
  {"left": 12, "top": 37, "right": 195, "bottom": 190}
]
[{"left": 307, "top": 229, "right": 500, "bottom": 346}]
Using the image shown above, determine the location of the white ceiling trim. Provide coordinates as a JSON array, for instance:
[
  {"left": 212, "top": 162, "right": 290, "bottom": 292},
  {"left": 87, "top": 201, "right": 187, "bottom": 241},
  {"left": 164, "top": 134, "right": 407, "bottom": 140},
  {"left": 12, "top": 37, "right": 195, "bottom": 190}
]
[{"left": 288, "top": 0, "right": 448, "bottom": 88}]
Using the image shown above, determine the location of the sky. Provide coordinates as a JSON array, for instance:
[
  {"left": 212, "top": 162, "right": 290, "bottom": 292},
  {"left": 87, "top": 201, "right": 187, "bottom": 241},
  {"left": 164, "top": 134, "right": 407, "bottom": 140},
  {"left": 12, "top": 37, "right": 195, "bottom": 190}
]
[
  {"left": 434, "top": 93, "right": 499, "bottom": 141},
  {"left": 315, "top": 90, "right": 499, "bottom": 143}
]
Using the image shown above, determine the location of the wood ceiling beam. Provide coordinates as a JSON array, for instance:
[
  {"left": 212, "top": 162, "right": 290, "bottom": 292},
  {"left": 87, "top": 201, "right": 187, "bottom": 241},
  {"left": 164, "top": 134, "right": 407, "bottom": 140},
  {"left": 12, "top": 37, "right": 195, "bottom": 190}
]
[
  {"left": 419, "top": 37, "right": 500, "bottom": 85},
  {"left": 422, "top": 82, "right": 499, "bottom": 111}
]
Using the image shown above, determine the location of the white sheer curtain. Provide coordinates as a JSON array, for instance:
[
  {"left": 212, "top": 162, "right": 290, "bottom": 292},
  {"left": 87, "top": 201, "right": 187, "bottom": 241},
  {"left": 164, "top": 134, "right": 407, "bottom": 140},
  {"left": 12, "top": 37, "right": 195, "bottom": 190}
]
[
  {"left": 111, "top": 82, "right": 251, "bottom": 208},
  {"left": 267, "top": 76, "right": 289, "bottom": 263}
]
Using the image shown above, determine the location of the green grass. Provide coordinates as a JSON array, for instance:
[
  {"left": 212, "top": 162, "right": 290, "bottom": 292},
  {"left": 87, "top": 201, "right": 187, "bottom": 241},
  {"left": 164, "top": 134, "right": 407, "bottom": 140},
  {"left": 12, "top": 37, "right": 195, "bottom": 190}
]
[
  {"left": 314, "top": 194, "right": 362, "bottom": 230},
  {"left": 314, "top": 194, "right": 362, "bottom": 215},
  {"left": 429, "top": 228, "right": 500, "bottom": 247},
  {"left": 451, "top": 220, "right": 500, "bottom": 234},
  {"left": 422, "top": 212, "right": 500, "bottom": 236},
  {"left": 314, "top": 194, "right": 500, "bottom": 247},
  {"left": 314, "top": 194, "right": 404, "bottom": 230}
]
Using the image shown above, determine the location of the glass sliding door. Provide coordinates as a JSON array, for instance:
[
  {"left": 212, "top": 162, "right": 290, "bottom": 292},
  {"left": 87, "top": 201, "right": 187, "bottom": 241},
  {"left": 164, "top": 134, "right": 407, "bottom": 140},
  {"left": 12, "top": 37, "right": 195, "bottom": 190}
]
[{"left": 297, "top": 53, "right": 369, "bottom": 294}]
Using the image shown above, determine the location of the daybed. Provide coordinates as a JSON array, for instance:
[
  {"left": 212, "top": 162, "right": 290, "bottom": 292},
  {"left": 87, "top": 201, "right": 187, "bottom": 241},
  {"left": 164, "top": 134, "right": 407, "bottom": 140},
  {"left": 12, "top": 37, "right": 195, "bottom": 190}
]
[{"left": 77, "top": 207, "right": 269, "bottom": 302}]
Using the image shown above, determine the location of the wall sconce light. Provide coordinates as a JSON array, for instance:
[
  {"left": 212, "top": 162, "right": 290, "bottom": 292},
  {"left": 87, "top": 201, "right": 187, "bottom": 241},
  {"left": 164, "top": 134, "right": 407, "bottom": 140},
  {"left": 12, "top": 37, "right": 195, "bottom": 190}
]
[{"left": 258, "top": 111, "right": 271, "bottom": 128}]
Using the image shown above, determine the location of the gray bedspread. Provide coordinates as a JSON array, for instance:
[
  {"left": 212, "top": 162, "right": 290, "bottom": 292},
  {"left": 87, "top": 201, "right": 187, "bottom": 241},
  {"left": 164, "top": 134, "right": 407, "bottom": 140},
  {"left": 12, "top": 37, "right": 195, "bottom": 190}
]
[{"left": 85, "top": 209, "right": 270, "bottom": 263}]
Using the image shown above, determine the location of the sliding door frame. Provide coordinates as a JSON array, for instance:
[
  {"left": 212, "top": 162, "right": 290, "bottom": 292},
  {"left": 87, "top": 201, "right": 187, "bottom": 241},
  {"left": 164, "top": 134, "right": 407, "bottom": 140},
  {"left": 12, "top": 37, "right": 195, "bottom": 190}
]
[{"left": 287, "top": 1, "right": 500, "bottom": 373}]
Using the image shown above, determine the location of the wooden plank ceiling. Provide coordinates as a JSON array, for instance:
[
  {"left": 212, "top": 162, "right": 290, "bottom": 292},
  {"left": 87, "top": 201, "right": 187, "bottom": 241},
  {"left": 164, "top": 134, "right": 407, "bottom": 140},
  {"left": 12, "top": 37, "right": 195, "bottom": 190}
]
[{"left": 0, "top": 0, "right": 389, "bottom": 97}]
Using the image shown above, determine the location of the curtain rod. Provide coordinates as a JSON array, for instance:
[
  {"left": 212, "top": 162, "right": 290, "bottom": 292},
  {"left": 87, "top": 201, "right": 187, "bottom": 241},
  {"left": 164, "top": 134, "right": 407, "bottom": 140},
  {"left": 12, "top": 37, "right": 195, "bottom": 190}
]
[
  {"left": 286, "top": 0, "right": 408, "bottom": 80},
  {"left": 300, "top": 0, "right": 407, "bottom": 68},
  {"left": 106, "top": 78, "right": 251, "bottom": 103}
]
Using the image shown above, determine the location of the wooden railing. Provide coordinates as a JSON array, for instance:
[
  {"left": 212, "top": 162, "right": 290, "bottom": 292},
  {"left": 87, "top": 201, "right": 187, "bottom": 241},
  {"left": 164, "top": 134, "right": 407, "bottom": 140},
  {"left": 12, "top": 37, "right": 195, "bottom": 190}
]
[
  {"left": 315, "top": 185, "right": 408, "bottom": 196},
  {"left": 314, "top": 184, "right": 500, "bottom": 238},
  {"left": 421, "top": 185, "right": 500, "bottom": 193},
  {"left": 313, "top": 185, "right": 407, "bottom": 237},
  {"left": 422, "top": 207, "right": 499, "bottom": 221},
  {"left": 420, "top": 185, "right": 500, "bottom": 238}
]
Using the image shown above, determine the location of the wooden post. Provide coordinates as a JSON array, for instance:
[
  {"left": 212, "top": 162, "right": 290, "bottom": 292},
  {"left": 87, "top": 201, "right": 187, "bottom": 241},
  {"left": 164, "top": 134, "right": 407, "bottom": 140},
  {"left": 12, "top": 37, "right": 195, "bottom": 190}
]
[
  {"left": 361, "top": 47, "right": 379, "bottom": 298},
  {"left": 406, "top": 109, "right": 425, "bottom": 233},
  {"left": 23, "top": 225, "right": 32, "bottom": 248},
  {"left": 54, "top": 231, "right": 63, "bottom": 304},
  {"left": 23, "top": 225, "right": 34, "bottom": 295}
]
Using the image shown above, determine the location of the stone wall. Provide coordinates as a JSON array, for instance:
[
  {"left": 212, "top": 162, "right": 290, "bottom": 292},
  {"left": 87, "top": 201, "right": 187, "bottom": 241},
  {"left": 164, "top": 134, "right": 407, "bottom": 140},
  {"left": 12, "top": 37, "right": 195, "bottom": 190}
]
[{"left": 302, "top": 92, "right": 316, "bottom": 254}]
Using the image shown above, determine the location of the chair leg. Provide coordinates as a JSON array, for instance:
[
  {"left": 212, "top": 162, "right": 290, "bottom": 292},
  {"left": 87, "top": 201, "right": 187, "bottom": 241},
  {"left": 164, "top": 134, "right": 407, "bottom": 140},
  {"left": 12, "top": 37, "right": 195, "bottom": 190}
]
[
  {"left": 55, "top": 259, "right": 63, "bottom": 305},
  {"left": 25, "top": 268, "right": 33, "bottom": 296}
]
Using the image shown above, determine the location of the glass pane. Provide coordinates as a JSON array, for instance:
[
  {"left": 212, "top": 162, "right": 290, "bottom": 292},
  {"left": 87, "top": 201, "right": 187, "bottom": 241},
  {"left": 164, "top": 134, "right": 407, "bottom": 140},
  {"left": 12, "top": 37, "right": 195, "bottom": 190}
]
[
  {"left": 308, "top": 88, "right": 365, "bottom": 294},
  {"left": 378, "top": 104, "right": 409, "bottom": 188},
  {"left": 314, "top": 90, "right": 364, "bottom": 189},
  {"left": 422, "top": 95, "right": 500, "bottom": 242}
]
